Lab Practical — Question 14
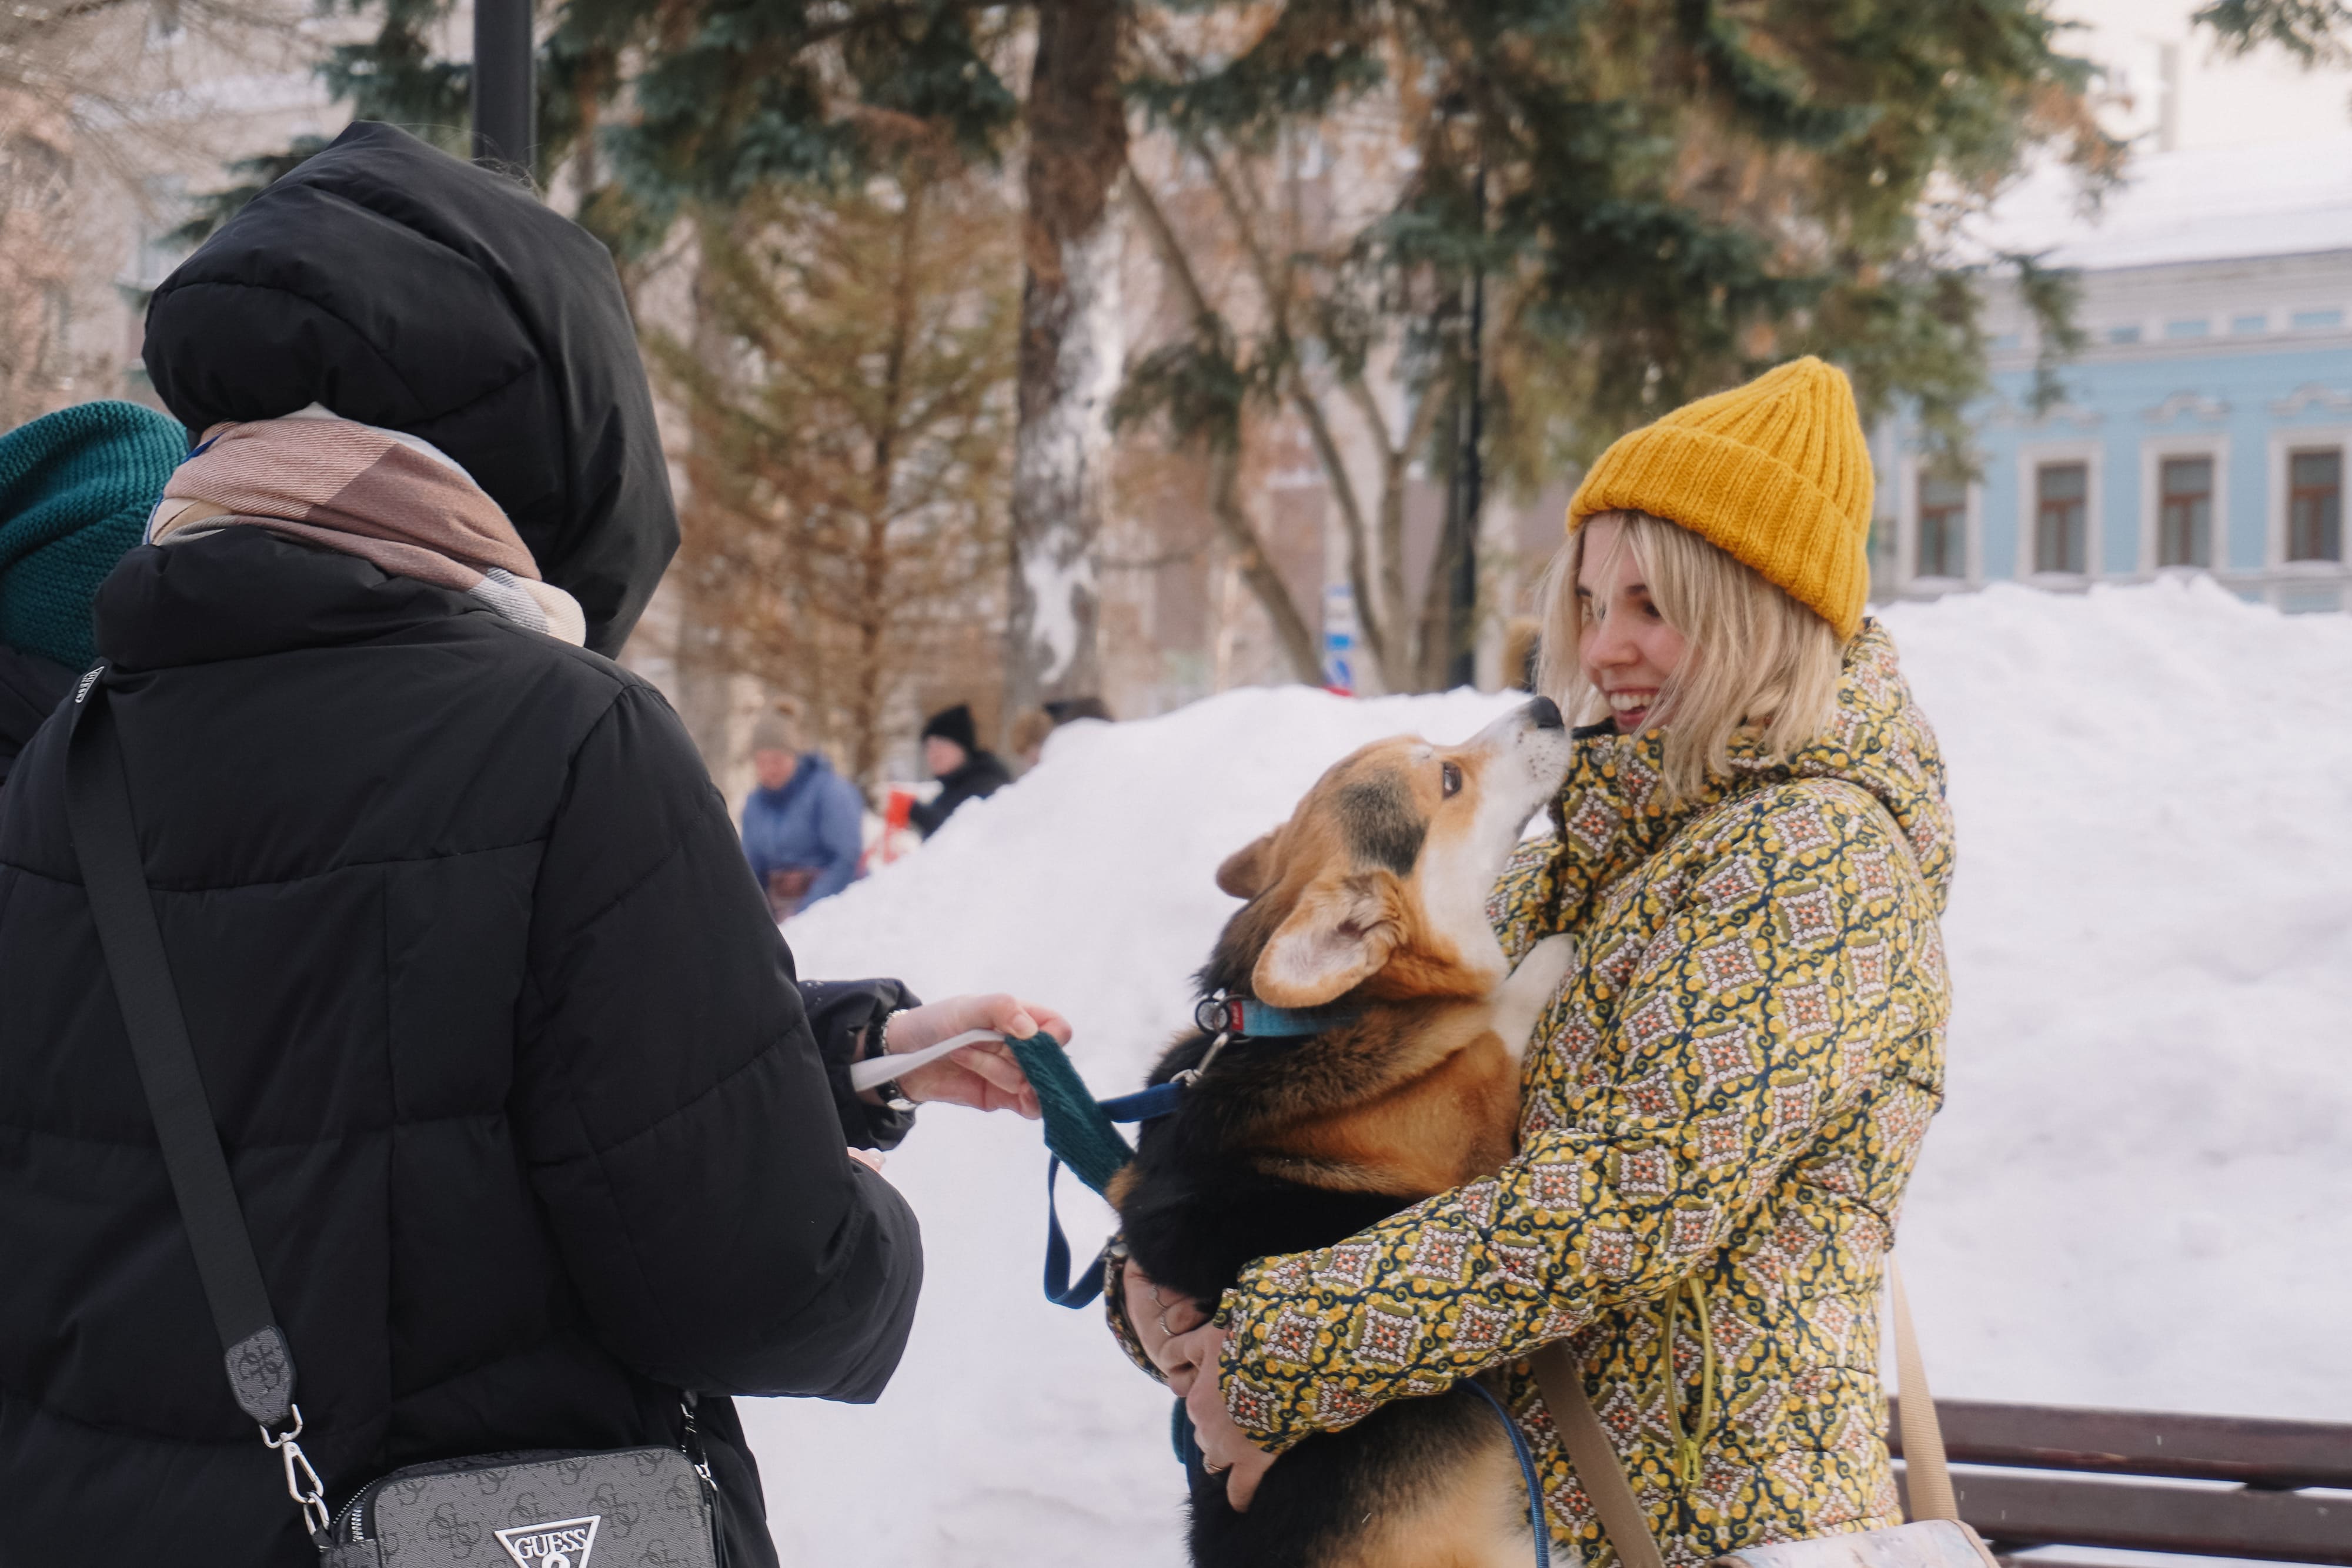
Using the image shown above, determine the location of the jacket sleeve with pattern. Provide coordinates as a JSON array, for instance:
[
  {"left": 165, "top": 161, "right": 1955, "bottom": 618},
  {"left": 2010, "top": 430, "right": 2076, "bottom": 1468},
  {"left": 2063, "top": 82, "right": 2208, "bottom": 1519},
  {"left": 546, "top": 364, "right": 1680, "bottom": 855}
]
[
  {"left": 514, "top": 680, "right": 922, "bottom": 1403},
  {"left": 1212, "top": 784, "right": 1912, "bottom": 1452}
]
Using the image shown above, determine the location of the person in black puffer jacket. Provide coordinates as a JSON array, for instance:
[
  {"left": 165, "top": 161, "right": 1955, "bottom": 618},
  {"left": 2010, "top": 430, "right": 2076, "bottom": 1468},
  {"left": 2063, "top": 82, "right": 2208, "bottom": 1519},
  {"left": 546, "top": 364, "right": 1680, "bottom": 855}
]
[{"left": 0, "top": 122, "right": 1055, "bottom": 1568}]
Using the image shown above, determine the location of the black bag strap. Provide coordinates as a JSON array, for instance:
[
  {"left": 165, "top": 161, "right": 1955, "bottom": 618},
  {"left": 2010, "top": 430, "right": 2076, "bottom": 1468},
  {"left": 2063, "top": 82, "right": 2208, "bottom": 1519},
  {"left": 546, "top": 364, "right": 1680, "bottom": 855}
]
[
  {"left": 64, "top": 668, "right": 294, "bottom": 1423},
  {"left": 64, "top": 666, "right": 332, "bottom": 1538}
]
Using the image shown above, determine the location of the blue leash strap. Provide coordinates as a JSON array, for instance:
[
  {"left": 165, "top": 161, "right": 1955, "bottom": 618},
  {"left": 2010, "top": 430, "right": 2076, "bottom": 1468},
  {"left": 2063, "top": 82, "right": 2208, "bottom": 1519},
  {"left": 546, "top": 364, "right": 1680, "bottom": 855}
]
[
  {"left": 1171, "top": 1398, "right": 1204, "bottom": 1469},
  {"left": 1462, "top": 1377, "right": 1551, "bottom": 1568},
  {"left": 1042, "top": 1156, "right": 1109, "bottom": 1307},
  {"left": 1041, "top": 1081, "right": 1190, "bottom": 1309},
  {"left": 1100, "top": 1082, "right": 1185, "bottom": 1122}
]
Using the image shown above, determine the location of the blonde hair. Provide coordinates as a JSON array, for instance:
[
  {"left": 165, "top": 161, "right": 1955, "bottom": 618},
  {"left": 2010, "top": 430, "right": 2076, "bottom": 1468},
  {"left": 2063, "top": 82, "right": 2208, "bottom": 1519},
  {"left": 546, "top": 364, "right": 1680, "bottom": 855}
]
[{"left": 1536, "top": 510, "right": 1846, "bottom": 803}]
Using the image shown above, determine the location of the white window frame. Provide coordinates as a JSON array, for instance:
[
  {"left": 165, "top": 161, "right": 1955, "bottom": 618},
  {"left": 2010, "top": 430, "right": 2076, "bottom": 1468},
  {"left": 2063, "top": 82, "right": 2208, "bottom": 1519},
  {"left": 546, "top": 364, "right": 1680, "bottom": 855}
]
[
  {"left": 2016, "top": 441, "right": 2103, "bottom": 582},
  {"left": 2267, "top": 426, "right": 2351, "bottom": 569},
  {"left": 2137, "top": 435, "right": 2229, "bottom": 574},
  {"left": 1895, "top": 452, "right": 1979, "bottom": 587}
]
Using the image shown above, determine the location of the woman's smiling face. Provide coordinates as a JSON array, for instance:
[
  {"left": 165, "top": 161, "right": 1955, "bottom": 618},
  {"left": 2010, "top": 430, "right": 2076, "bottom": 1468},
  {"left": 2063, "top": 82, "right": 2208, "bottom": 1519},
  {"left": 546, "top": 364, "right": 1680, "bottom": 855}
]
[{"left": 1576, "top": 513, "right": 1690, "bottom": 734}]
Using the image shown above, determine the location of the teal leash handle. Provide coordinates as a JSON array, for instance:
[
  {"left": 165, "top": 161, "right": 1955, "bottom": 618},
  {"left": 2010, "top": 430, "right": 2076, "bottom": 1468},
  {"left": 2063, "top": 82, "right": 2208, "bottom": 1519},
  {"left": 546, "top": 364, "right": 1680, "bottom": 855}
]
[{"left": 1005, "top": 1031, "right": 1134, "bottom": 1195}]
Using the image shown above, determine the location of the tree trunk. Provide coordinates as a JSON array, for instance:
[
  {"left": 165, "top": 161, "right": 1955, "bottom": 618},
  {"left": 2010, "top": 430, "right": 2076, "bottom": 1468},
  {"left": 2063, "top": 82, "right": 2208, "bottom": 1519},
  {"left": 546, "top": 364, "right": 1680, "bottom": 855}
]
[
  {"left": 1207, "top": 443, "right": 1324, "bottom": 683},
  {"left": 1121, "top": 165, "right": 1320, "bottom": 686},
  {"left": 670, "top": 249, "right": 749, "bottom": 775},
  {"left": 1005, "top": 0, "right": 1127, "bottom": 733},
  {"left": 850, "top": 173, "right": 926, "bottom": 801}
]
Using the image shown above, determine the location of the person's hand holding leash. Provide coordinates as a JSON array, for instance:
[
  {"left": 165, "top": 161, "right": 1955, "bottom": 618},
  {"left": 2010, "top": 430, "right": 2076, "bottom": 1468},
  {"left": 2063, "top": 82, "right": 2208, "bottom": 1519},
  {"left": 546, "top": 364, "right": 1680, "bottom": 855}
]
[{"left": 870, "top": 993, "right": 1060, "bottom": 1118}]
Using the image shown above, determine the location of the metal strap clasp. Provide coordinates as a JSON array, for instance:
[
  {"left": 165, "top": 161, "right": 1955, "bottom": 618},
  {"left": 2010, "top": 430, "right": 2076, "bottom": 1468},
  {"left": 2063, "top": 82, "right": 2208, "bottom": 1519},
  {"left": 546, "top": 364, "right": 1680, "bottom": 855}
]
[{"left": 261, "top": 1404, "right": 332, "bottom": 1539}]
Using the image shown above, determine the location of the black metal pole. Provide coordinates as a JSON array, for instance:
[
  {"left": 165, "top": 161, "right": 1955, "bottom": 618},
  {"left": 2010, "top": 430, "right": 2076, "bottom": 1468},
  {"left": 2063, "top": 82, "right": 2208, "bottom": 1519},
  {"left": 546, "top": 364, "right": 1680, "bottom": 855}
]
[
  {"left": 473, "top": 0, "right": 535, "bottom": 178},
  {"left": 1445, "top": 163, "right": 1485, "bottom": 690}
]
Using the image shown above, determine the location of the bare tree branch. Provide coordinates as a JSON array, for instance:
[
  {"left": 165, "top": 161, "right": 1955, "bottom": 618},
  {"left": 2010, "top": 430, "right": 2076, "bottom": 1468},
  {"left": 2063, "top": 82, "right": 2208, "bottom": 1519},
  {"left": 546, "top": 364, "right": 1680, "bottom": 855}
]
[
  {"left": 1177, "top": 126, "right": 1394, "bottom": 680},
  {"left": 1121, "top": 162, "right": 1322, "bottom": 683}
]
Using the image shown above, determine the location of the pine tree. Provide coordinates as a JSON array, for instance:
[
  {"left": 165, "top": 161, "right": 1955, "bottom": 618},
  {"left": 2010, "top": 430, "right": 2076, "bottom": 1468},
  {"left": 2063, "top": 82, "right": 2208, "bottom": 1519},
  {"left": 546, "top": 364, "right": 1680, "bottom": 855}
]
[
  {"left": 649, "top": 149, "right": 1018, "bottom": 795},
  {"left": 2193, "top": 1, "right": 2352, "bottom": 64}
]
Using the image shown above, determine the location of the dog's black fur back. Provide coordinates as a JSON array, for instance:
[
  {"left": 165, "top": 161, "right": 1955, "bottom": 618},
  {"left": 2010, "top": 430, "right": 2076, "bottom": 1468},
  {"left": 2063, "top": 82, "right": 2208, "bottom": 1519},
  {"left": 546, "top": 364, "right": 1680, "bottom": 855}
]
[
  {"left": 1185, "top": 1384, "right": 1509, "bottom": 1567},
  {"left": 1120, "top": 1022, "right": 1412, "bottom": 1302}
]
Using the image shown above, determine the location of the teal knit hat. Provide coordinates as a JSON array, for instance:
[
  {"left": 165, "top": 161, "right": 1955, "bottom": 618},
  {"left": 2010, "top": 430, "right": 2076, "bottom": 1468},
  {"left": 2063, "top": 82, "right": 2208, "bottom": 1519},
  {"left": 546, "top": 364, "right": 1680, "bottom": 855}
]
[{"left": 0, "top": 400, "right": 186, "bottom": 668}]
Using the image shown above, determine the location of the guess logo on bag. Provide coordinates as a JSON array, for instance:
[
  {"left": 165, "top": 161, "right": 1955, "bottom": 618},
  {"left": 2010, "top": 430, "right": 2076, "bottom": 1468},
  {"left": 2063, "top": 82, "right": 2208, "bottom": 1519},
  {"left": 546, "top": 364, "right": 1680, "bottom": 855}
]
[{"left": 495, "top": 1515, "right": 601, "bottom": 1568}]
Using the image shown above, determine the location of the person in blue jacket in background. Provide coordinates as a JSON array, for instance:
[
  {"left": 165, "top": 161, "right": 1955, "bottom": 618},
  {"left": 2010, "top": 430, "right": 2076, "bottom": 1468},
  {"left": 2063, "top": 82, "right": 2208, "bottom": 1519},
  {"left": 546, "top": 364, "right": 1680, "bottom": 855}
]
[{"left": 740, "top": 705, "right": 866, "bottom": 919}]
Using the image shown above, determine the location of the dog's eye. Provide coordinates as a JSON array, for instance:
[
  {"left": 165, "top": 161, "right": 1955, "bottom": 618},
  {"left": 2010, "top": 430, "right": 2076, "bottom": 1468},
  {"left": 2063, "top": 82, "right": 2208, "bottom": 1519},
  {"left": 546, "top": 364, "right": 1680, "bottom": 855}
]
[{"left": 1441, "top": 761, "right": 1462, "bottom": 798}]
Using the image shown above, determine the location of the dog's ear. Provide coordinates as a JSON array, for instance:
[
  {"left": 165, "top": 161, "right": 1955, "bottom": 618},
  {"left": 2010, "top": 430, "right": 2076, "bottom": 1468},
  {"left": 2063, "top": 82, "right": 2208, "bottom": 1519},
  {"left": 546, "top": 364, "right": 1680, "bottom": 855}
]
[
  {"left": 1253, "top": 873, "right": 1396, "bottom": 1007},
  {"left": 1215, "top": 831, "right": 1278, "bottom": 900}
]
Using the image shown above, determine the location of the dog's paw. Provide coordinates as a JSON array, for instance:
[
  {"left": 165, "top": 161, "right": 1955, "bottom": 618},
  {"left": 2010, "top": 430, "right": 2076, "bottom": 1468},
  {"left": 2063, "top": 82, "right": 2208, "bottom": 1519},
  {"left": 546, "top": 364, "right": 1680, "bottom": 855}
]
[
  {"left": 1494, "top": 934, "right": 1576, "bottom": 1061},
  {"left": 1510, "top": 932, "right": 1576, "bottom": 994}
]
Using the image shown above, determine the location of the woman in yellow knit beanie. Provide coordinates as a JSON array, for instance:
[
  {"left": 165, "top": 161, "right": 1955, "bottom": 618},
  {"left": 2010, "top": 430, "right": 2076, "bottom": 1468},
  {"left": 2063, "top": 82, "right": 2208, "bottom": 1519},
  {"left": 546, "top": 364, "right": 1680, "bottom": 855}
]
[
  {"left": 1144, "top": 357, "right": 1960, "bottom": 1568},
  {"left": 1548, "top": 354, "right": 1877, "bottom": 803}
]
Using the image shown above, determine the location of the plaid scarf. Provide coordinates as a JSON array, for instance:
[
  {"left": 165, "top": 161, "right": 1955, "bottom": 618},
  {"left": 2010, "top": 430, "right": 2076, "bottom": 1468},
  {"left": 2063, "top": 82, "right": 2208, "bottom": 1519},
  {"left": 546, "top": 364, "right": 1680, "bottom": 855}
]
[{"left": 147, "top": 407, "right": 586, "bottom": 646}]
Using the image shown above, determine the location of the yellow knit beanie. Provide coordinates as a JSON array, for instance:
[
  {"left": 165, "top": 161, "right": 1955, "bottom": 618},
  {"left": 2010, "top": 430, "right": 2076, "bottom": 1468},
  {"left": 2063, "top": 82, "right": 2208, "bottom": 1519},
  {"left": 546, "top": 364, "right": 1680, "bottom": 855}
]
[{"left": 1566, "top": 356, "right": 1874, "bottom": 638}]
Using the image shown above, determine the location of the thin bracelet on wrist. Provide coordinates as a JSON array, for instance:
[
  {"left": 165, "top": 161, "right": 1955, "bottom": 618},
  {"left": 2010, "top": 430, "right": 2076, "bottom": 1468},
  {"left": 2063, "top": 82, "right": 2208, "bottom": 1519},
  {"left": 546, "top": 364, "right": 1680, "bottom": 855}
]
[{"left": 869, "top": 1007, "right": 916, "bottom": 1113}]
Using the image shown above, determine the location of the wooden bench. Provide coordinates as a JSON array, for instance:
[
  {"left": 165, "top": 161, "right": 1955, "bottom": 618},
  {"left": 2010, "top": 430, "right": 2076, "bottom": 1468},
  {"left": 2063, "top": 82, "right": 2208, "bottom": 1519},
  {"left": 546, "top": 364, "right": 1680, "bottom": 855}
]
[{"left": 1890, "top": 1399, "right": 2352, "bottom": 1566}]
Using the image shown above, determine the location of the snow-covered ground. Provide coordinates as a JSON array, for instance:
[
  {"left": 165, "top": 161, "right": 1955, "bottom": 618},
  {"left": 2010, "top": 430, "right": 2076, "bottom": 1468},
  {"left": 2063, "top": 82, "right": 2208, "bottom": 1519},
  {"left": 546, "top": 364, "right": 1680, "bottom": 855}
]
[{"left": 749, "top": 579, "right": 2352, "bottom": 1567}]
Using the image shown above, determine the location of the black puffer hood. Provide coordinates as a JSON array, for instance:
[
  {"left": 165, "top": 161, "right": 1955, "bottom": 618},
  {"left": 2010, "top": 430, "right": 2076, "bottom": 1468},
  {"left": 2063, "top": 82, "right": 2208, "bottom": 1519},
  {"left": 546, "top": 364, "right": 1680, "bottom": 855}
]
[{"left": 142, "top": 121, "right": 676, "bottom": 654}]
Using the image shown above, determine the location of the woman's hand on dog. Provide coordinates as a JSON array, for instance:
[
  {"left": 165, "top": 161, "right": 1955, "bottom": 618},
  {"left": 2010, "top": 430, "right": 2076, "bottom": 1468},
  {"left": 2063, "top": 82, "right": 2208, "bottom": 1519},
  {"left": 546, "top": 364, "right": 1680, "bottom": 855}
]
[
  {"left": 1164, "top": 1322, "right": 1278, "bottom": 1510},
  {"left": 1124, "top": 1261, "right": 1208, "bottom": 1362},
  {"left": 873, "top": 993, "right": 1063, "bottom": 1117},
  {"left": 1125, "top": 1267, "right": 1276, "bottom": 1509}
]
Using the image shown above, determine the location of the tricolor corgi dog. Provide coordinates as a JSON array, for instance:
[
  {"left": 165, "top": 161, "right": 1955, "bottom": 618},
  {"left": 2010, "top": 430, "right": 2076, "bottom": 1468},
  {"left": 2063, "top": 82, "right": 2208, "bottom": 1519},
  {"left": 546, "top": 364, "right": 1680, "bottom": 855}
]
[{"left": 1109, "top": 696, "right": 1579, "bottom": 1568}]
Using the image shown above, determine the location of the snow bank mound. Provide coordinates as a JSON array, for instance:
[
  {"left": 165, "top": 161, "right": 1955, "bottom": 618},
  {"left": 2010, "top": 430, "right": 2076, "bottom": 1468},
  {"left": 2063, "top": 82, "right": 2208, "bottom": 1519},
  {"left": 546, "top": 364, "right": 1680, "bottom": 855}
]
[{"left": 749, "top": 579, "right": 2352, "bottom": 1567}]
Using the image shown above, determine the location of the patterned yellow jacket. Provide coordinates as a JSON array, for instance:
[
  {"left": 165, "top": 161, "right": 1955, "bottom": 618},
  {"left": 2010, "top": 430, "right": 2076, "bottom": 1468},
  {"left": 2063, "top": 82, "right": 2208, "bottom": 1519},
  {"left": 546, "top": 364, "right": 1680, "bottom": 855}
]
[{"left": 1213, "top": 622, "right": 1956, "bottom": 1565}]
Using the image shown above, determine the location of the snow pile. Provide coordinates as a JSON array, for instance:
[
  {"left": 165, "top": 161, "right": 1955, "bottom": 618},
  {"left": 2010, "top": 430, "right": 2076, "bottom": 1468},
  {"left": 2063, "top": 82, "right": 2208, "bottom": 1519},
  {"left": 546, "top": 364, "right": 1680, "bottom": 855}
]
[{"left": 747, "top": 578, "right": 2352, "bottom": 1567}]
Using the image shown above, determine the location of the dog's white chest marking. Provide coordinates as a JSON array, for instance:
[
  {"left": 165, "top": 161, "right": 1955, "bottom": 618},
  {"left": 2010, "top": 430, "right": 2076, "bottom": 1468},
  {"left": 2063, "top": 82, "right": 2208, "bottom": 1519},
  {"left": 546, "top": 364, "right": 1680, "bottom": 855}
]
[{"left": 1492, "top": 934, "right": 1576, "bottom": 1065}]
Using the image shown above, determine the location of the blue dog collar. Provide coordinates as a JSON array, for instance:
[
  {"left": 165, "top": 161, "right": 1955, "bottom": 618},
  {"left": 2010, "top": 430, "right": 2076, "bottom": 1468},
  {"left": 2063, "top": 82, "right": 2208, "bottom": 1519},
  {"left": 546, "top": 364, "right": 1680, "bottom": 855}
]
[{"left": 1192, "top": 993, "right": 1358, "bottom": 1039}]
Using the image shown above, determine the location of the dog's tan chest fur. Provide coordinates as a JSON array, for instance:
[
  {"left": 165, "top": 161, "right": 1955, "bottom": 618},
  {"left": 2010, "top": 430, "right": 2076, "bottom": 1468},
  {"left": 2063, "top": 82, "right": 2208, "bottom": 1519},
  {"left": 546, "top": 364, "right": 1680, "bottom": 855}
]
[{"left": 1257, "top": 1028, "right": 1520, "bottom": 1197}]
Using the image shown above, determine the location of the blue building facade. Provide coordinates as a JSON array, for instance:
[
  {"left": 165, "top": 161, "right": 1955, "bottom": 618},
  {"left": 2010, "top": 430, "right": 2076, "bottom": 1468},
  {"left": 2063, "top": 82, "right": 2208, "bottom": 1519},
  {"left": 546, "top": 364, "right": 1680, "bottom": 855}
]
[{"left": 1876, "top": 142, "right": 2352, "bottom": 614}]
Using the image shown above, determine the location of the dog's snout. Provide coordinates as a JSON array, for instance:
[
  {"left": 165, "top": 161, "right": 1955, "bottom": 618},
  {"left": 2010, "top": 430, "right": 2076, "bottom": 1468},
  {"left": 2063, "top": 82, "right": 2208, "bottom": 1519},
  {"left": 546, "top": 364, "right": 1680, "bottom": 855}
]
[{"left": 1524, "top": 696, "right": 1563, "bottom": 731}]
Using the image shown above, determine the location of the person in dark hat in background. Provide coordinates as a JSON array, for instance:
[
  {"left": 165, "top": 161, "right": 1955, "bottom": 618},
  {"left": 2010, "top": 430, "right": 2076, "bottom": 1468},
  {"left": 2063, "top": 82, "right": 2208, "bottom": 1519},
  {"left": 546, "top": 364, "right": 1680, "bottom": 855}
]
[
  {"left": 0, "top": 400, "right": 184, "bottom": 781},
  {"left": 908, "top": 701, "right": 1011, "bottom": 838},
  {"left": 1008, "top": 694, "right": 1115, "bottom": 772},
  {"left": 1043, "top": 695, "right": 1112, "bottom": 726},
  {"left": 0, "top": 123, "right": 1061, "bottom": 1568}
]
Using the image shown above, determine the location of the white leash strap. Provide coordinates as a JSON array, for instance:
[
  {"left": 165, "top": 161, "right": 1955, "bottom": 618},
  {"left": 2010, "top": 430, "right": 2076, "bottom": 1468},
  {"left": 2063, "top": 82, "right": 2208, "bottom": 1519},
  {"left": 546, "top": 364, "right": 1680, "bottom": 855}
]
[{"left": 847, "top": 1027, "right": 1001, "bottom": 1092}]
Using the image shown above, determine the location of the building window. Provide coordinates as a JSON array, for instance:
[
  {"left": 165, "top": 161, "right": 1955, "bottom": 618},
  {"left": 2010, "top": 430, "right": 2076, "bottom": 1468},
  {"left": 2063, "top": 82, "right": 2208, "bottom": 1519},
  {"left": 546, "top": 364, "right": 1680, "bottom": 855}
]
[
  {"left": 2287, "top": 449, "right": 2342, "bottom": 562},
  {"left": 2230, "top": 313, "right": 2267, "bottom": 335},
  {"left": 2289, "top": 308, "right": 2346, "bottom": 332},
  {"left": 2106, "top": 325, "right": 2143, "bottom": 345},
  {"left": 2163, "top": 319, "right": 2209, "bottom": 339},
  {"left": 2034, "top": 462, "right": 2089, "bottom": 573},
  {"left": 2157, "top": 456, "right": 2213, "bottom": 567},
  {"left": 1917, "top": 474, "right": 1966, "bottom": 578}
]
